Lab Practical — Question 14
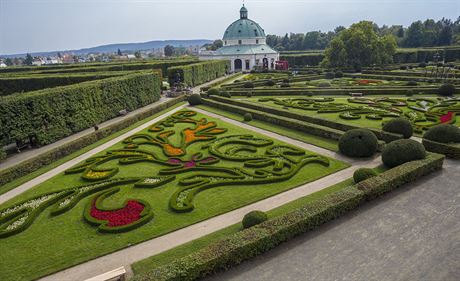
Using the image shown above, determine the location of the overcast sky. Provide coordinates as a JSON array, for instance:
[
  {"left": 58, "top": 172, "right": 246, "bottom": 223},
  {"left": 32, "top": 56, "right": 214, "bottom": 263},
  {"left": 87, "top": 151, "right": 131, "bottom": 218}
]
[{"left": 0, "top": 0, "right": 459, "bottom": 55}]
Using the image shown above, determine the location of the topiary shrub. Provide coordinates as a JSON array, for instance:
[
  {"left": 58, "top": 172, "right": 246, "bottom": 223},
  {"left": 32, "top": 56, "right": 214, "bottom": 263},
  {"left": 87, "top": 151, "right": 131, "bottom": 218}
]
[
  {"left": 338, "top": 129, "right": 378, "bottom": 158},
  {"left": 187, "top": 94, "right": 202, "bottom": 106},
  {"left": 220, "top": 91, "right": 232, "bottom": 98},
  {"left": 325, "top": 72, "right": 335, "bottom": 79},
  {"left": 405, "top": 89, "right": 415, "bottom": 97},
  {"left": 265, "top": 80, "right": 275, "bottom": 86},
  {"left": 335, "top": 71, "right": 344, "bottom": 78},
  {"left": 207, "top": 88, "right": 220, "bottom": 96},
  {"left": 244, "top": 82, "right": 255, "bottom": 89},
  {"left": 382, "top": 118, "right": 413, "bottom": 139},
  {"left": 418, "top": 62, "right": 427, "bottom": 68},
  {"left": 318, "top": 81, "right": 331, "bottom": 88},
  {"left": 280, "top": 82, "right": 290, "bottom": 88},
  {"left": 242, "top": 210, "right": 267, "bottom": 229},
  {"left": 243, "top": 113, "right": 253, "bottom": 122},
  {"left": 406, "top": 80, "right": 418, "bottom": 86},
  {"left": 382, "top": 139, "right": 426, "bottom": 168},
  {"left": 353, "top": 168, "right": 377, "bottom": 183},
  {"left": 306, "top": 92, "right": 314, "bottom": 97},
  {"left": 424, "top": 124, "right": 460, "bottom": 144},
  {"left": 438, "top": 83, "right": 455, "bottom": 96},
  {"left": 400, "top": 65, "right": 407, "bottom": 70},
  {"left": 282, "top": 78, "right": 290, "bottom": 83}
]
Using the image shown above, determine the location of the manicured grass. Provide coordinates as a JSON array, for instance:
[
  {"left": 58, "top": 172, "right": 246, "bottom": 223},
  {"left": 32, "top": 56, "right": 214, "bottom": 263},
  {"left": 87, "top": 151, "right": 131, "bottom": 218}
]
[
  {"left": 132, "top": 165, "right": 388, "bottom": 275},
  {"left": 0, "top": 110, "right": 348, "bottom": 281},
  {"left": 0, "top": 102, "right": 187, "bottom": 196},
  {"left": 196, "top": 104, "right": 339, "bottom": 151}
]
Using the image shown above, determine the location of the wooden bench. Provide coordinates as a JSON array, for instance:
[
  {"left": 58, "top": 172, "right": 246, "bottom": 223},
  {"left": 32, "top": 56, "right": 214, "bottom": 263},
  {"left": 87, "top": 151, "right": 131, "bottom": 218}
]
[
  {"left": 84, "top": 267, "right": 126, "bottom": 281},
  {"left": 350, "top": 92, "right": 363, "bottom": 97}
]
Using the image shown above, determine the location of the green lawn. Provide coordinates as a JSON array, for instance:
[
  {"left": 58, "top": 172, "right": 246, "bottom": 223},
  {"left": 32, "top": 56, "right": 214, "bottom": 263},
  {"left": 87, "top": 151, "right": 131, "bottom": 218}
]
[
  {"left": 132, "top": 164, "right": 388, "bottom": 275},
  {"left": 196, "top": 104, "right": 339, "bottom": 151},
  {"left": 0, "top": 110, "right": 348, "bottom": 281},
  {"left": 0, "top": 102, "right": 187, "bottom": 196}
]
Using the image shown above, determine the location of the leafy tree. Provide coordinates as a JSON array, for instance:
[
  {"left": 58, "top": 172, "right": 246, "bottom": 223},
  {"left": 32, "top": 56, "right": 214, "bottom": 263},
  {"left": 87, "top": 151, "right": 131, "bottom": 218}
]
[
  {"left": 4, "top": 58, "right": 13, "bottom": 66},
  {"left": 321, "top": 21, "right": 396, "bottom": 69},
  {"left": 117, "top": 48, "right": 122, "bottom": 56},
  {"left": 134, "top": 51, "right": 142, "bottom": 58},
  {"left": 57, "top": 52, "right": 62, "bottom": 58},
  {"left": 404, "top": 21, "right": 424, "bottom": 47},
  {"left": 24, "top": 53, "right": 33, "bottom": 65},
  {"left": 164, "top": 45, "right": 175, "bottom": 56}
]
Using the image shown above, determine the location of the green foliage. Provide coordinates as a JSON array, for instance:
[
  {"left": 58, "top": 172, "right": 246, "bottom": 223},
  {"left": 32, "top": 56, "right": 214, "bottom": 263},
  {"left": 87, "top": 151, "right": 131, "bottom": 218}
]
[
  {"left": 338, "top": 129, "right": 378, "bottom": 158},
  {"left": 244, "top": 82, "right": 255, "bottom": 88},
  {"left": 325, "top": 72, "right": 335, "bottom": 79},
  {"left": 322, "top": 21, "right": 397, "bottom": 68},
  {"left": 220, "top": 91, "right": 232, "bottom": 98},
  {"left": 382, "top": 118, "right": 413, "bottom": 139},
  {"left": 0, "top": 72, "right": 161, "bottom": 147},
  {"left": 353, "top": 168, "right": 377, "bottom": 183},
  {"left": 167, "top": 60, "right": 229, "bottom": 87},
  {"left": 0, "top": 148, "right": 6, "bottom": 161},
  {"left": 382, "top": 139, "right": 426, "bottom": 168},
  {"left": 265, "top": 79, "right": 275, "bottom": 86},
  {"left": 423, "top": 124, "right": 460, "bottom": 144},
  {"left": 422, "top": 139, "right": 460, "bottom": 159},
  {"left": 280, "top": 82, "right": 290, "bottom": 88},
  {"left": 243, "top": 113, "right": 253, "bottom": 122},
  {"left": 335, "top": 71, "right": 344, "bottom": 78},
  {"left": 242, "top": 210, "right": 267, "bottom": 229},
  {"left": 406, "top": 80, "right": 418, "bottom": 86},
  {"left": 207, "top": 88, "right": 220, "bottom": 96},
  {"left": 438, "top": 83, "right": 455, "bottom": 96},
  {"left": 187, "top": 94, "right": 202, "bottom": 106},
  {"left": 318, "top": 81, "right": 331, "bottom": 87},
  {"left": 164, "top": 45, "right": 175, "bottom": 57}
]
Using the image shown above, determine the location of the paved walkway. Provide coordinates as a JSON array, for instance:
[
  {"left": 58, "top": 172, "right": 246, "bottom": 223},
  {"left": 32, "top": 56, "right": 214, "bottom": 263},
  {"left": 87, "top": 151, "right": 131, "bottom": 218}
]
[
  {"left": 207, "top": 159, "right": 460, "bottom": 281},
  {"left": 36, "top": 108, "right": 381, "bottom": 281}
]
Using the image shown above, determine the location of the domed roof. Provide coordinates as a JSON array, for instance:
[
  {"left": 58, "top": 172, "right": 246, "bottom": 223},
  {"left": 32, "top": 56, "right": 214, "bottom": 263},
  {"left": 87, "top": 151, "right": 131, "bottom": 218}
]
[{"left": 223, "top": 6, "right": 266, "bottom": 40}]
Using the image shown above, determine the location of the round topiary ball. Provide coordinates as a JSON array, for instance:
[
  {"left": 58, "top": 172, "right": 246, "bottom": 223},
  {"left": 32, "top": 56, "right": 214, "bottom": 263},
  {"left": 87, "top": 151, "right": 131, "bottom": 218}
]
[
  {"left": 382, "top": 118, "right": 413, "bottom": 139},
  {"left": 382, "top": 139, "right": 426, "bottom": 168},
  {"left": 244, "top": 82, "right": 255, "bottom": 89},
  {"left": 265, "top": 80, "right": 275, "bottom": 86},
  {"left": 280, "top": 82, "right": 290, "bottom": 88},
  {"left": 423, "top": 124, "right": 460, "bottom": 144},
  {"left": 335, "top": 71, "right": 344, "bottom": 78},
  {"left": 338, "top": 129, "right": 378, "bottom": 158},
  {"left": 318, "top": 81, "right": 331, "bottom": 88},
  {"left": 325, "top": 72, "right": 335, "bottom": 79},
  {"left": 353, "top": 168, "right": 377, "bottom": 183},
  {"left": 438, "top": 83, "right": 455, "bottom": 96},
  {"left": 406, "top": 80, "right": 418, "bottom": 86},
  {"left": 243, "top": 113, "right": 253, "bottom": 122},
  {"left": 207, "top": 88, "right": 219, "bottom": 96},
  {"left": 220, "top": 91, "right": 232, "bottom": 98},
  {"left": 242, "top": 210, "right": 268, "bottom": 229},
  {"left": 187, "top": 94, "right": 202, "bottom": 106}
]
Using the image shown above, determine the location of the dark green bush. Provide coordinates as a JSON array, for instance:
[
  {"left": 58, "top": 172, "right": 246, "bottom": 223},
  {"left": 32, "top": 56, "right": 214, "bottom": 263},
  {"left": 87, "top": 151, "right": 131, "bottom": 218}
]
[
  {"left": 400, "top": 66, "right": 407, "bottom": 70},
  {"left": 243, "top": 113, "right": 253, "bottom": 122},
  {"left": 382, "top": 139, "right": 426, "bottom": 168},
  {"left": 220, "top": 91, "right": 232, "bottom": 98},
  {"left": 318, "top": 81, "right": 331, "bottom": 88},
  {"left": 265, "top": 80, "right": 275, "bottom": 86},
  {"left": 306, "top": 92, "right": 314, "bottom": 97},
  {"left": 423, "top": 124, "right": 460, "bottom": 144},
  {"left": 207, "top": 88, "right": 220, "bottom": 96},
  {"left": 167, "top": 60, "right": 229, "bottom": 87},
  {"left": 334, "top": 71, "right": 343, "bottom": 78},
  {"left": 325, "top": 72, "right": 335, "bottom": 79},
  {"left": 243, "top": 82, "right": 255, "bottom": 88},
  {"left": 187, "top": 94, "right": 202, "bottom": 106},
  {"left": 282, "top": 78, "right": 290, "bottom": 83},
  {"left": 438, "top": 83, "right": 455, "bottom": 96},
  {"left": 405, "top": 90, "right": 414, "bottom": 97},
  {"left": 338, "top": 129, "right": 378, "bottom": 158},
  {"left": 382, "top": 118, "right": 413, "bottom": 139},
  {"left": 406, "top": 80, "right": 418, "bottom": 86},
  {"left": 353, "top": 168, "right": 377, "bottom": 183},
  {"left": 280, "top": 82, "right": 290, "bottom": 88},
  {"left": 0, "top": 148, "right": 6, "bottom": 161},
  {"left": 418, "top": 62, "right": 427, "bottom": 68},
  {"left": 242, "top": 210, "right": 268, "bottom": 229}
]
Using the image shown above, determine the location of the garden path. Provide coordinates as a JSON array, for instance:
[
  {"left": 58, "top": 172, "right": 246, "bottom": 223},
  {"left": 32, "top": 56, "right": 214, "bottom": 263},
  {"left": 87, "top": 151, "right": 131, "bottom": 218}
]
[{"left": 37, "top": 107, "right": 381, "bottom": 281}]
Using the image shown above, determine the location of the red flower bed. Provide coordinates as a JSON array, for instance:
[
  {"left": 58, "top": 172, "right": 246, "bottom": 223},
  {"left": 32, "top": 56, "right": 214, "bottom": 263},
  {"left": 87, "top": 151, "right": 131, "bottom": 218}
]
[
  {"left": 90, "top": 199, "right": 144, "bottom": 227},
  {"left": 355, "top": 79, "right": 382, "bottom": 85},
  {"left": 440, "top": 112, "right": 454, "bottom": 123}
]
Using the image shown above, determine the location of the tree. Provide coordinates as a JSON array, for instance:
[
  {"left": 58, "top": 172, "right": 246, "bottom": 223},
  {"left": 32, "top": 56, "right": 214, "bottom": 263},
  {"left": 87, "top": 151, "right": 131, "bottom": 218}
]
[
  {"left": 57, "top": 52, "right": 62, "bottom": 58},
  {"left": 404, "top": 21, "right": 424, "bottom": 47},
  {"left": 164, "top": 45, "right": 175, "bottom": 56},
  {"left": 117, "top": 48, "right": 122, "bottom": 56},
  {"left": 24, "top": 53, "right": 33, "bottom": 65},
  {"left": 4, "top": 58, "right": 13, "bottom": 66},
  {"left": 321, "top": 21, "right": 396, "bottom": 69},
  {"left": 134, "top": 51, "right": 142, "bottom": 58}
]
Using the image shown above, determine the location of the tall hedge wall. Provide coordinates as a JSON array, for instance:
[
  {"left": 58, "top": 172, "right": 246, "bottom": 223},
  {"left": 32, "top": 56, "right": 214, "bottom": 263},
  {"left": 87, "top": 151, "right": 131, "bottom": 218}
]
[
  {"left": 280, "top": 53, "right": 325, "bottom": 67},
  {"left": 167, "top": 60, "right": 230, "bottom": 87},
  {"left": 0, "top": 71, "right": 133, "bottom": 96},
  {"left": 0, "top": 72, "right": 161, "bottom": 147}
]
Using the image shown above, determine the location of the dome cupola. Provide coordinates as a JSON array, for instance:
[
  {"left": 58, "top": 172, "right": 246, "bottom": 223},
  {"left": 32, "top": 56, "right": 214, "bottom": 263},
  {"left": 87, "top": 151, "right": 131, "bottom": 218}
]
[
  {"left": 240, "top": 5, "right": 248, "bottom": 19},
  {"left": 223, "top": 5, "right": 266, "bottom": 41}
]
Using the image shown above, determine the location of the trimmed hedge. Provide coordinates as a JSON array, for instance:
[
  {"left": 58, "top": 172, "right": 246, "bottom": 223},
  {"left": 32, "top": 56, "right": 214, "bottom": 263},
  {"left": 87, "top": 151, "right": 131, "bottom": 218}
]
[
  {"left": 438, "top": 83, "right": 456, "bottom": 96},
  {"left": 132, "top": 153, "right": 444, "bottom": 281},
  {"left": 0, "top": 72, "right": 129, "bottom": 96},
  {"left": 168, "top": 60, "right": 230, "bottom": 87},
  {"left": 242, "top": 210, "right": 268, "bottom": 229},
  {"left": 243, "top": 113, "right": 253, "bottom": 122},
  {"left": 382, "top": 118, "right": 413, "bottom": 139},
  {"left": 422, "top": 139, "right": 460, "bottom": 159},
  {"left": 353, "top": 168, "right": 377, "bottom": 183},
  {"left": 0, "top": 96, "right": 186, "bottom": 189},
  {"left": 0, "top": 72, "right": 161, "bottom": 147},
  {"left": 338, "top": 129, "right": 378, "bottom": 158},
  {"left": 188, "top": 94, "right": 202, "bottom": 106},
  {"left": 423, "top": 124, "right": 460, "bottom": 144},
  {"left": 382, "top": 139, "right": 426, "bottom": 168}
]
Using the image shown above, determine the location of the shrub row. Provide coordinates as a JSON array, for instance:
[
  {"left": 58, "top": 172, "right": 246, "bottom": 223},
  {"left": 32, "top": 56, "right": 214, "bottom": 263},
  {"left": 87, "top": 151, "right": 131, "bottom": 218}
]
[
  {"left": 0, "top": 72, "right": 162, "bottom": 147},
  {"left": 362, "top": 70, "right": 460, "bottom": 79},
  {"left": 0, "top": 71, "right": 132, "bottom": 96},
  {"left": 209, "top": 96, "right": 403, "bottom": 142},
  {"left": 422, "top": 139, "right": 460, "bottom": 159},
  {"left": 393, "top": 47, "right": 460, "bottom": 64},
  {"left": 167, "top": 60, "right": 230, "bottom": 87},
  {"left": 132, "top": 153, "right": 444, "bottom": 281},
  {"left": 280, "top": 53, "right": 325, "bottom": 67},
  {"left": 0, "top": 96, "right": 186, "bottom": 189},
  {"left": 343, "top": 73, "right": 460, "bottom": 84},
  {"left": 202, "top": 98, "right": 344, "bottom": 140},
  {"left": 199, "top": 73, "right": 242, "bottom": 92}
]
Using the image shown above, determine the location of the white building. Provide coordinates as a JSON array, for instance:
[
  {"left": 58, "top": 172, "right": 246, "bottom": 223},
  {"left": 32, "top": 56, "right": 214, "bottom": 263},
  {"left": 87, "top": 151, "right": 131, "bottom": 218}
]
[{"left": 199, "top": 5, "right": 279, "bottom": 72}]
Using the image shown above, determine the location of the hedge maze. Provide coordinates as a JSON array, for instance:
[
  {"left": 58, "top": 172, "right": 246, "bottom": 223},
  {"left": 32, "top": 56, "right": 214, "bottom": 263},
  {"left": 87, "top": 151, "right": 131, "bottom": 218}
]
[{"left": 0, "top": 110, "right": 339, "bottom": 238}]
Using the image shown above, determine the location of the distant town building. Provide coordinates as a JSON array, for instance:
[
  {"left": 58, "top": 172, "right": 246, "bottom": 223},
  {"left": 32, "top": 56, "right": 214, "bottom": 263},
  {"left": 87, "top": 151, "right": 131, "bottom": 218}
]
[
  {"left": 0, "top": 62, "right": 7, "bottom": 68},
  {"left": 199, "top": 5, "right": 279, "bottom": 72}
]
